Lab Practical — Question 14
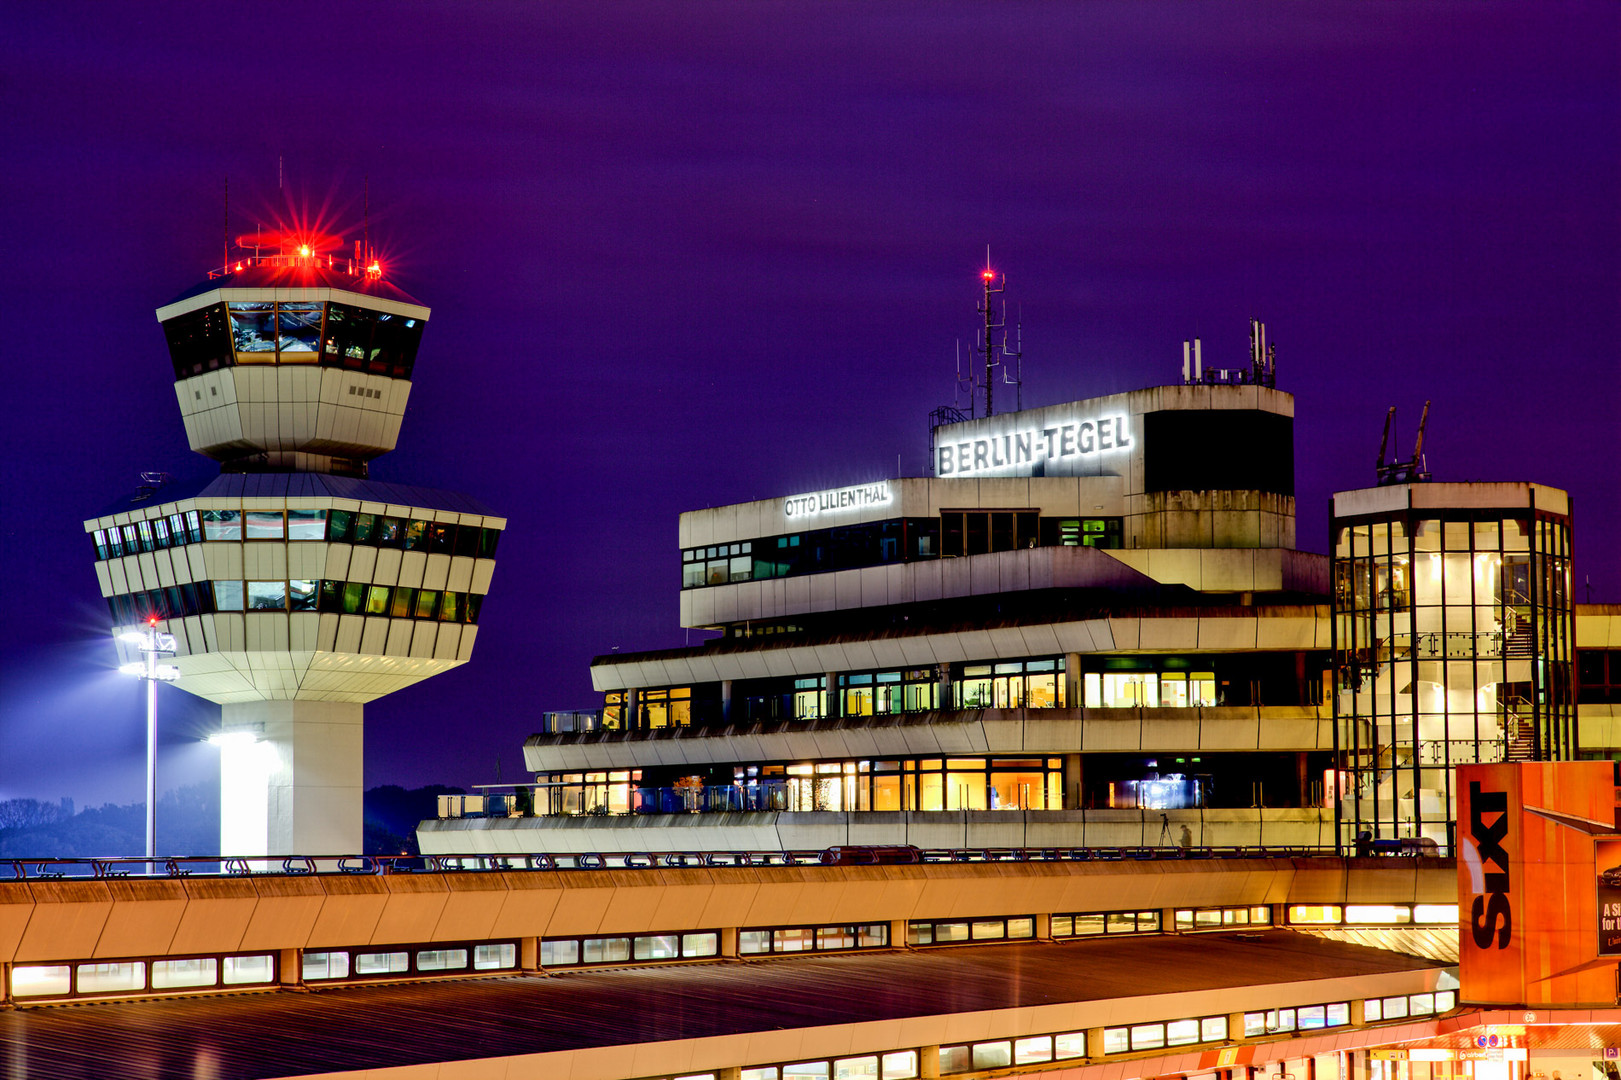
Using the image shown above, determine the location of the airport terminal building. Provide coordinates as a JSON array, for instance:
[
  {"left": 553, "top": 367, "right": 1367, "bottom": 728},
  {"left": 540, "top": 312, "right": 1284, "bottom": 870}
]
[{"left": 422, "top": 344, "right": 1616, "bottom": 859}]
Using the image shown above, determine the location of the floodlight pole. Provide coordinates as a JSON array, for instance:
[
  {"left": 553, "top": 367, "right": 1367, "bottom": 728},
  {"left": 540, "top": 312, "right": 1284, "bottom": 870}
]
[
  {"left": 121, "top": 621, "right": 178, "bottom": 874},
  {"left": 144, "top": 646, "right": 158, "bottom": 869}
]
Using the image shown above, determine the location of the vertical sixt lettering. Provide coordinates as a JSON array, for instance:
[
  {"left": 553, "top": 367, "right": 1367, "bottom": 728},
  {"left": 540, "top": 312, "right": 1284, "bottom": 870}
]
[{"left": 1468, "top": 780, "right": 1513, "bottom": 950}]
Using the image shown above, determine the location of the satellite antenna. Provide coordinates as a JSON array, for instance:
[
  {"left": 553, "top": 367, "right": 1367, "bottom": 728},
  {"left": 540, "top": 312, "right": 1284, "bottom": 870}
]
[{"left": 1375, "top": 401, "right": 1432, "bottom": 485}]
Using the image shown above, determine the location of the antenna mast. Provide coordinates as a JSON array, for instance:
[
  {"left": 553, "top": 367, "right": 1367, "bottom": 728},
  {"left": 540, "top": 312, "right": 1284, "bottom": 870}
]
[
  {"left": 977, "top": 247, "right": 1010, "bottom": 417},
  {"left": 1374, "top": 401, "right": 1433, "bottom": 486}
]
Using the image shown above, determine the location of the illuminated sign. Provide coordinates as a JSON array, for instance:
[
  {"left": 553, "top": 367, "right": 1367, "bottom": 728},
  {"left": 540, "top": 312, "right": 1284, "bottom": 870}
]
[
  {"left": 1468, "top": 779, "right": 1513, "bottom": 950},
  {"left": 1458, "top": 761, "right": 1618, "bottom": 1008},
  {"left": 1598, "top": 838, "right": 1621, "bottom": 955},
  {"left": 934, "top": 415, "right": 1132, "bottom": 477},
  {"left": 783, "top": 481, "right": 893, "bottom": 520}
]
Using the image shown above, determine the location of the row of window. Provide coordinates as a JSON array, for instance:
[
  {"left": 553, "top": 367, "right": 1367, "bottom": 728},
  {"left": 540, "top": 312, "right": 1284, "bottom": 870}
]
[
  {"left": 304, "top": 942, "right": 516, "bottom": 981},
  {"left": 602, "top": 658, "right": 1281, "bottom": 732},
  {"left": 1245, "top": 1001, "right": 1351, "bottom": 1037},
  {"left": 11, "top": 953, "right": 274, "bottom": 999},
  {"left": 1285, "top": 903, "right": 1458, "bottom": 926},
  {"left": 680, "top": 515, "right": 1125, "bottom": 589},
  {"left": 735, "top": 1052, "right": 924, "bottom": 1080},
  {"left": 538, "top": 757, "right": 1070, "bottom": 816},
  {"left": 1053, "top": 910, "right": 1160, "bottom": 937},
  {"left": 907, "top": 916, "right": 1033, "bottom": 946},
  {"left": 1100, "top": 1014, "right": 1229, "bottom": 1055},
  {"left": 540, "top": 933, "right": 717, "bottom": 968},
  {"left": 1174, "top": 905, "right": 1271, "bottom": 931},
  {"left": 740, "top": 924, "right": 888, "bottom": 955},
  {"left": 1364, "top": 990, "right": 1457, "bottom": 1021},
  {"left": 163, "top": 300, "right": 424, "bottom": 380},
  {"left": 941, "top": 1031, "right": 1089, "bottom": 1074},
  {"left": 93, "top": 508, "right": 501, "bottom": 561},
  {"left": 106, "top": 580, "right": 486, "bottom": 626}
]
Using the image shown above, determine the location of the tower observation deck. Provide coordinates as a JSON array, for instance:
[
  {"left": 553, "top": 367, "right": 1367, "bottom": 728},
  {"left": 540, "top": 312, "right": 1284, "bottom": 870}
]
[{"left": 83, "top": 229, "right": 505, "bottom": 857}]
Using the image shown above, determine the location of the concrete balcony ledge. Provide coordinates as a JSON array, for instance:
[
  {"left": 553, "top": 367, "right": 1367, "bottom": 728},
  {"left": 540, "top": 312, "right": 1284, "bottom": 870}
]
[
  {"left": 419, "top": 806, "right": 1338, "bottom": 855},
  {"left": 522, "top": 706, "right": 1333, "bottom": 771}
]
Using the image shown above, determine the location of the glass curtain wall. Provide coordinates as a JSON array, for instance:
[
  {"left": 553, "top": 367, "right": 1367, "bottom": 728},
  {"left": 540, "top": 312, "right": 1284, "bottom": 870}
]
[{"left": 1332, "top": 501, "right": 1574, "bottom": 853}]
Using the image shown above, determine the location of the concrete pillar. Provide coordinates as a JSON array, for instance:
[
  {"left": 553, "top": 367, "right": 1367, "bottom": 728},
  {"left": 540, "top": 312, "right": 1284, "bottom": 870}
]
[
  {"left": 2, "top": 961, "right": 12, "bottom": 1008},
  {"left": 825, "top": 672, "right": 840, "bottom": 718},
  {"left": 717, "top": 1069, "right": 742, "bottom": 1080},
  {"left": 719, "top": 926, "right": 739, "bottom": 959},
  {"left": 1064, "top": 753, "right": 1083, "bottom": 810},
  {"left": 624, "top": 688, "right": 639, "bottom": 729},
  {"left": 520, "top": 937, "right": 540, "bottom": 972},
  {"left": 1229, "top": 1011, "right": 1248, "bottom": 1041},
  {"left": 1064, "top": 652, "right": 1082, "bottom": 708},
  {"left": 720, "top": 679, "right": 734, "bottom": 724},
  {"left": 1086, "top": 1028, "right": 1107, "bottom": 1060},
  {"left": 218, "top": 700, "right": 364, "bottom": 858},
  {"left": 890, "top": 918, "right": 910, "bottom": 948},
  {"left": 279, "top": 948, "right": 303, "bottom": 990},
  {"left": 1034, "top": 912, "right": 1052, "bottom": 941},
  {"left": 1163, "top": 906, "right": 1180, "bottom": 933},
  {"left": 938, "top": 663, "right": 953, "bottom": 711},
  {"left": 920, "top": 1045, "right": 941, "bottom": 1078}
]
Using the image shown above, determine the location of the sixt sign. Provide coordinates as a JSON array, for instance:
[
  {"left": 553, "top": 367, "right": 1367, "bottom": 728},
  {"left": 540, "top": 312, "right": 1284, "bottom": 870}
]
[
  {"left": 1468, "top": 779, "right": 1513, "bottom": 949},
  {"left": 934, "top": 415, "right": 1132, "bottom": 477}
]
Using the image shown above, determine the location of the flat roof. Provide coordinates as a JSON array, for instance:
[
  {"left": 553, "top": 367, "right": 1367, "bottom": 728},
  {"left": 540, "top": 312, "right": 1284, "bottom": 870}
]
[{"left": 0, "top": 931, "right": 1444, "bottom": 1080}]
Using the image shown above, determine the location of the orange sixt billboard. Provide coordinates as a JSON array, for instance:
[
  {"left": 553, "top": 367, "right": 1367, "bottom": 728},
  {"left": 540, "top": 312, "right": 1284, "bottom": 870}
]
[{"left": 1457, "top": 761, "right": 1619, "bottom": 1006}]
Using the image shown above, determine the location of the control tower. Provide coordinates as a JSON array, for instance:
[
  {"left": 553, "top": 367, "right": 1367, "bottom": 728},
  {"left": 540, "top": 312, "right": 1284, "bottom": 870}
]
[{"left": 83, "top": 230, "right": 504, "bottom": 857}]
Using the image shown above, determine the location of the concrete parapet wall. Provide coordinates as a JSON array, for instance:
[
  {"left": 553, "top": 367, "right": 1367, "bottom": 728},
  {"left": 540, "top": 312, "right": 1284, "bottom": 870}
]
[
  {"left": 0, "top": 855, "right": 1452, "bottom": 967},
  {"left": 420, "top": 807, "right": 1338, "bottom": 855}
]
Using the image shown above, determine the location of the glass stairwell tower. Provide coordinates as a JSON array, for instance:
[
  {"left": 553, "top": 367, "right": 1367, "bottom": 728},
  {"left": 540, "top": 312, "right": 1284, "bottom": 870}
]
[{"left": 1330, "top": 482, "right": 1575, "bottom": 854}]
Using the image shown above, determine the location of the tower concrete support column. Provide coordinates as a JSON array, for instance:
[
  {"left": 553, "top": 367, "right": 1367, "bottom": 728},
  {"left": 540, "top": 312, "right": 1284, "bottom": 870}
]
[
  {"left": 1064, "top": 652, "right": 1082, "bottom": 708},
  {"left": 219, "top": 700, "right": 364, "bottom": 857}
]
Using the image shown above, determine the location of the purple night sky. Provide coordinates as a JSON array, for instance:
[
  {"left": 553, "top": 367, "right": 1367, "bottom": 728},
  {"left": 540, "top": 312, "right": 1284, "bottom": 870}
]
[{"left": 2, "top": 3, "right": 1616, "bottom": 815}]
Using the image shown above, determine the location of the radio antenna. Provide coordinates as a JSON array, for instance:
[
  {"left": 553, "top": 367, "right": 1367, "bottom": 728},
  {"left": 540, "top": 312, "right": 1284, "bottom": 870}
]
[
  {"left": 977, "top": 247, "right": 1009, "bottom": 416},
  {"left": 222, "top": 176, "right": 230, "bottom": 276},
  {"left": 1001, "top": 302, "right": 1024, "bottom": 411}
]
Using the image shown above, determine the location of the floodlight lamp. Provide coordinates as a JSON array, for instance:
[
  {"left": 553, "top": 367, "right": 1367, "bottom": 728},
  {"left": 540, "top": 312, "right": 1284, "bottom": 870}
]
[
  {"left": 154, "top": 633, "right": 177, "bottom": 653},
  {"left": 154, "top": 664, "right": 181, "bottom": 681},
  {"left": 118, "top": 662, "right": 145, "bottom": 677},
  {"left": 208, "top": 731, "right": 259, "bottom": 748},
  {"left": 118, "top": 631, "right": 148, "bottom": 646}
]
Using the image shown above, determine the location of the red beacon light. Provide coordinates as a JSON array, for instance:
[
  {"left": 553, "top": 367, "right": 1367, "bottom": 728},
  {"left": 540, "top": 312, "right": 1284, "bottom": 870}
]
[{"left": 981, "top": 269, "right": 995, "bottom": 280}]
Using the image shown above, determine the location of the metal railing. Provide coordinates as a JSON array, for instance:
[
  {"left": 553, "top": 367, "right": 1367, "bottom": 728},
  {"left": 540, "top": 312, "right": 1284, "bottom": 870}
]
[{"left": 3, "top": 842, "right": 1421, "bottom": 881}]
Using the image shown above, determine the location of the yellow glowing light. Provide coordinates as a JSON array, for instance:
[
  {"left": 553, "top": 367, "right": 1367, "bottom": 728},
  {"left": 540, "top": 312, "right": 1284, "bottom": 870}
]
[{"left": 298, "top": 245, "right": 311, "bottom": 257}]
